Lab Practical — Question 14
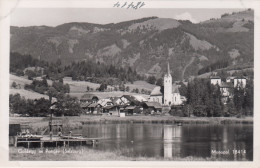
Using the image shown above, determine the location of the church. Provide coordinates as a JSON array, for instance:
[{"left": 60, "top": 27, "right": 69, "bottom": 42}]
[{"left": 149, "top": 63, "right": 184, "bottom": 106}]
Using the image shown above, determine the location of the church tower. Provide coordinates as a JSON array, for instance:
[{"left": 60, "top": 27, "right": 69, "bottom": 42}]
[{"left": 164, "top": 62, "right": 173, "bottom": 106}]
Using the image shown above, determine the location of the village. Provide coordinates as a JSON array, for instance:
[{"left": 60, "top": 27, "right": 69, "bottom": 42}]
[
  {"left": 9, "top": 59, "right": 252, "bottom": 119},
  {"left": 56, "top": 63, "right": 250, "bottom": 118}
]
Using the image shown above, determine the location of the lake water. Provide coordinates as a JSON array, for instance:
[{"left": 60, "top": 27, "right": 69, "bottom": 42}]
[{"left": 79, "top": 123, "right": 253, "bottom": 161}]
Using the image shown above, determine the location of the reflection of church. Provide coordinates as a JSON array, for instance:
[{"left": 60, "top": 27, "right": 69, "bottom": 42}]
[
  {"left": 163, "top": 125, "right": 182, "bottom": 158},
  {"left": 149, "top": 63, "right": 184, "bottom": 106}
]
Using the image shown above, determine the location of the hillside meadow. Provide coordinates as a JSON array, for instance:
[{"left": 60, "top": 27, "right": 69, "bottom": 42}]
[{"left": 10, "top": 74, "right": 153, "bottom": 100}]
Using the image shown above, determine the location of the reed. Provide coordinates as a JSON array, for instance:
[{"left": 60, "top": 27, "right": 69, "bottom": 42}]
[{"left": 10, "top": 116, "right": 253, "bottom": 132}]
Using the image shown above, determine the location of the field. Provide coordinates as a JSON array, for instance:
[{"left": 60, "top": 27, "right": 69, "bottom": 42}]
[
  {"left": 63, "top": 77, "right": 101, "bottom": 93},
  {"left": 9, "top": 74, "right": 153, "bottom": 101},
  {"left": 9, "top": 74, "right": 51, "bottom": 100},
  {"left": 69, "top": 91, "right": 150, "bottom": 100},
  {"left": 9, "top": 88, "right": 51, "bottom": 100},
  {"left": 125, "top": 80, "right": 156, "bottom": 91},
  {"left": 60, "top": 77, "right": 153, "bottom": 99},
  {"left": 64, "top": 77, "right": 156, "bottom": 93},
  {"left": 10, "top": 74, "right": 32, "bottom": 88}
]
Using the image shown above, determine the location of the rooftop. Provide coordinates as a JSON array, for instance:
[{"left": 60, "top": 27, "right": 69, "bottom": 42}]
[
  {"left": 150, "top": 86, "right": 163, "bottom": 96},
  {"left": 172, "top": 85, "right": 180, "bottom": 93},
  {"left": 125, "top": 106, "right": 136, "bottom": 110},
  {"left": 88, "top": 103, "right": 99, "bottom": 108},
  {"left": 80, "top": 102, "right": 92, "bottom": 108},
  {"left": 145, "top": 102, "right": 162, "bottom": 109}
]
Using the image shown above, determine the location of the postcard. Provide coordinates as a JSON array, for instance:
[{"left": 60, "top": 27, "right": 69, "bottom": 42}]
[{"left": 0, "top": 0, "right": 259, "bottom": 167}]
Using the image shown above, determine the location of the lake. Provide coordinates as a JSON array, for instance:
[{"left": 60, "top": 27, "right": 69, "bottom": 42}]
[{"left": 78, "top": 123, "right": 253, "bottom": 161}]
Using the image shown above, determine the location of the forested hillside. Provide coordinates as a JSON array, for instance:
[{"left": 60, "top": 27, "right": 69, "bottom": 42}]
[{"left": 10, "top": 9, "right": 254, "bottom": 80}]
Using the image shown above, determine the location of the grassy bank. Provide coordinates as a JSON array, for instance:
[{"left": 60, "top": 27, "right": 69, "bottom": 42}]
[
  {"left": 9, "top": 147, "right": 234, "bottom": 161},
  {"left": 9, "top": 116, "right": 253, "bottom": 133}
]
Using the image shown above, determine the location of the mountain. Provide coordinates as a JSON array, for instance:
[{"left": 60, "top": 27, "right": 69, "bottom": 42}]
[{"left": 10, "top": 10, "right": 254, "bottom": 80}]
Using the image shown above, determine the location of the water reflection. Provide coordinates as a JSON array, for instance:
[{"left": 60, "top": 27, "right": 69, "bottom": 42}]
[
  {"left": 163, "top": 125, "right": 182, "bottom": 158},
  {"left": 80, "top": 124, "right": 252, "bottom": 161}
]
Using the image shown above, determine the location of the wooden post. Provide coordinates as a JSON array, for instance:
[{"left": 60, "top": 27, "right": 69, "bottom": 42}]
[
  {"left": 14, "top": 136, "right": 17, "bottom": 147},
  {"left": 56, "top": 141, "right": 57, "bottom": 147},
  {"left": 40, "top": 142, "right": 43, "bottom": 148},
  {"left": 27, "top": 142, "right": 30, "bottom": 148},
  {"left": 63, "top": 141, "right": 65, "bottom": 147}
]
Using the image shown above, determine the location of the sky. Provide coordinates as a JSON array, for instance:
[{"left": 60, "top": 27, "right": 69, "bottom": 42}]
[{"left": 11, "top": 8, "right": 246, "bottom": 27}]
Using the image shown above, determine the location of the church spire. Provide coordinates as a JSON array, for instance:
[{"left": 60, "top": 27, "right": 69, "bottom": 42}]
[{"left": 167, "top": 62, "right": 170, "bottom": 76}]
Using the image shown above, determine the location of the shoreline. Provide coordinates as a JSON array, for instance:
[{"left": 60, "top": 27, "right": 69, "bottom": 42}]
[
  {"left": 9, "top": 116, "right": 253, "bottom": 132},
  {"left": 10, "top": 115, "right": 254, "bottom": 124}
]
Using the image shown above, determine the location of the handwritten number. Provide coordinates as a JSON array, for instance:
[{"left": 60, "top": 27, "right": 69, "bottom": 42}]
[
  {"left": 113, "top": 2, "right": 120, "bottom": 8},
  {"left": 113, "top": 1, "right": 145, "bottom": 9}
]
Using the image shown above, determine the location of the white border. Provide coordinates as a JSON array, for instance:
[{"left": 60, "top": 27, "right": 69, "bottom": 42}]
[{"left": 0, "top": 0, "right": 259, "bottom": 167}]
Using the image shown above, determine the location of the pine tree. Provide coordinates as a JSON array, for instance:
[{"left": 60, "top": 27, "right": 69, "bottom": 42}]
[{"left": 233, "top": 86, "right": 245, "bottom": 117}]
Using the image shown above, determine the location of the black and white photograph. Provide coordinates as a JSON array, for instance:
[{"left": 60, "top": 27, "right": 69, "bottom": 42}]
[{"left": 0, "top": 0, "right": 258, "bottom": 165}]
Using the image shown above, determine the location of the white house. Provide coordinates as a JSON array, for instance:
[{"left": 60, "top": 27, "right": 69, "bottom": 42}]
[
  {"left": 210, "top": 76, "right": 222, "bottom": 85},
  {"left": 234, "top": 77, "right": 247, "bottom": 88}
]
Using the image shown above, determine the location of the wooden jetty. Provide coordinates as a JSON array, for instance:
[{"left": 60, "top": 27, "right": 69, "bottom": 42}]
[
  {"left": 14, "top": 135, "right": 101, "bottom": 148},
  {"left": 12, "top": 116, "right": 102, "bottom": 148}
]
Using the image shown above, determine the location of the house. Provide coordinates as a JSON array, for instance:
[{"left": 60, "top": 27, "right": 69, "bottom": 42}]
[
  {"left": 144, "top": 102, "right": 162, "bottom": 113},
  {"left": 123, "top": 106, "right": 140, "bottom": 115},
  {"left": 219, "top": 82, "right": 234, "bottom": 104},
  {"left": 80, "top": 93, "right": 99, "bottom": 103},
  {"left": 87, "top": 103, "right": 102, "bottom": 114},
  {"left": 234, "top": 77, "right": 247, "bottom": 88},
  {"left": 113, "top": 95, "right": 130, "bottom": 105},
  {"left": 110, "top": 97, "right": 125, "bottom": 106},
  {"left": 97, "top": 98, "right": 114, "bottom": 107},
  {"left": 220, "top": 82, "right": 233, "bottom": 97},
  {"left": 121, "top": 95, "right": 141, "bottom": 106},
  {"left": 80, "top": 102, "right": 92, "bottom": 114},
  {"left": 210, "top": 76, "right": 222, "bottom": 85},
  {"left": 149, "top": 86, "right": 163, "bottom": 104},
  {"left": 102, "top": 105, "right": 119, "bottom": 116}
]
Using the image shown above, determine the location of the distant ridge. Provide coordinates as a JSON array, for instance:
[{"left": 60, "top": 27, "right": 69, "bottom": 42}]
[{"left": 10, "top": 10, "right": 253, "bottom": 80}]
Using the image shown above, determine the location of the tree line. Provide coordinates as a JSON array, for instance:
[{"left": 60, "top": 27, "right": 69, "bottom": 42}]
[
  {"left": 9, "top": 93, "right": 82, "bottom": 117},
  {"left": 10, "top": 52, "right": 144, "bottom": 85},
  {"left": 24, "top": 78, "right": 70, "bottom": 96},
  {"left": 179, "top": 78, "right": 253, "bottom": 117},
  {"left": 198, "top": 59, "right": 230, "bottom": 75}
]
